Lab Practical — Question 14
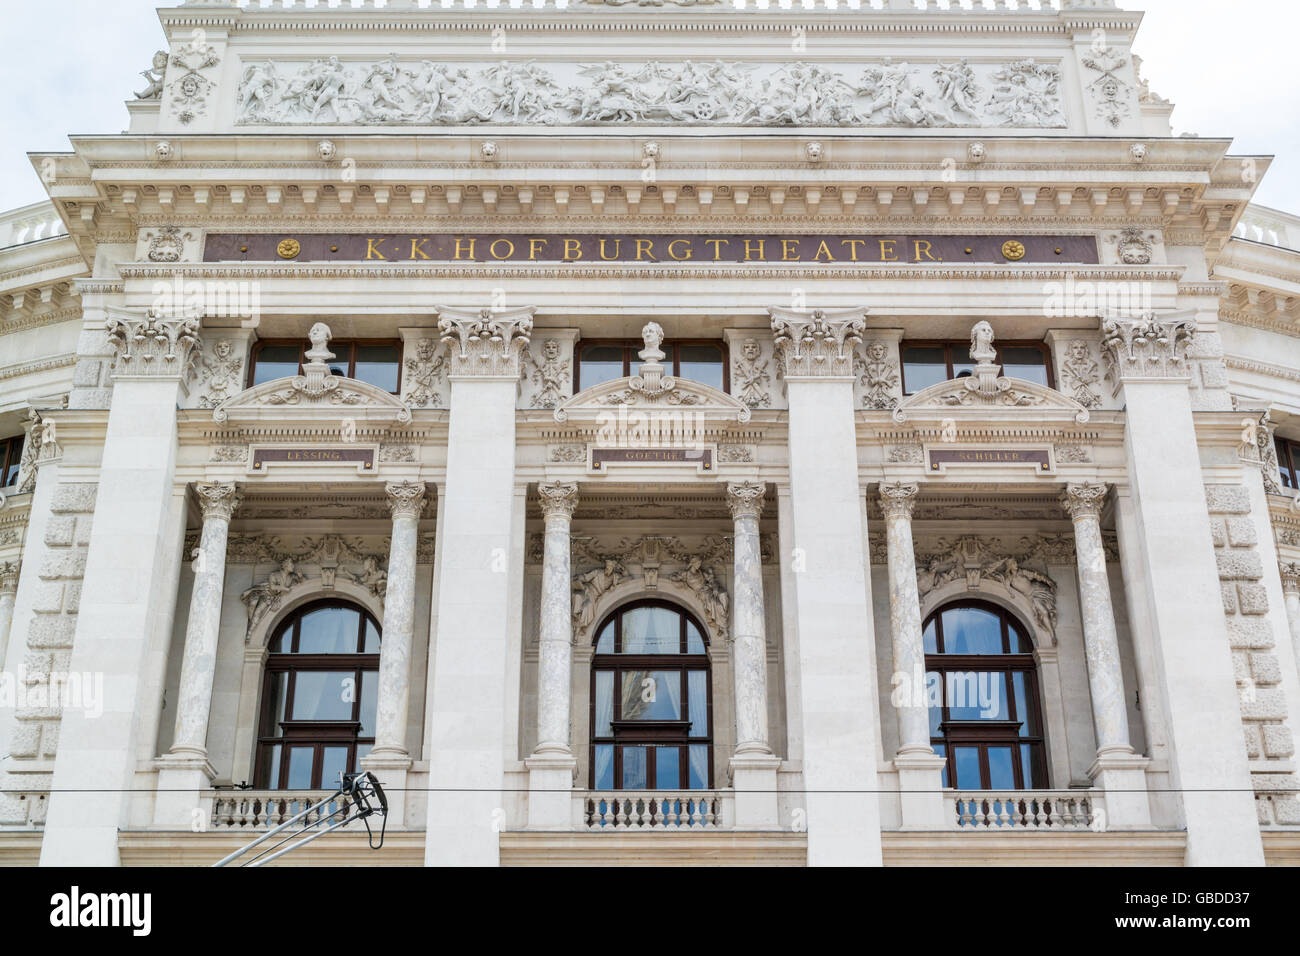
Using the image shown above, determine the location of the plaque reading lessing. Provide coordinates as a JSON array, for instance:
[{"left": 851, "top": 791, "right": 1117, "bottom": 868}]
[
  {"left": 927, "top": 448, "right": 1052, "bottom": 473},
  {"left": 251, "top": 446, "right": 376, "bottom": 472},
  {"left": 590, "top": 447, "right": 714, "bottom": 472},
  {"left": 204, "top": 233, "right": 1099, "bottom": 265}
]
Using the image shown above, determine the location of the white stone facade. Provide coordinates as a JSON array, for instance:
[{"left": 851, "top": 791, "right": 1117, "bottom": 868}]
[{"left": 0, "top": 0, "right": 1297, "bottom": 866}]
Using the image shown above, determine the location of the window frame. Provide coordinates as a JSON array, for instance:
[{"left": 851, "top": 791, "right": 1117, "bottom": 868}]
[
  {"left": 588, "top": 599, "right": 714, "bottom": 791},
  {"left": 923, "top": 600, "right": 1048, "bottom": 792},
  {"left": 573, "top": 338, "right": 729, "bottom": 393},
  {"left": 899, "top": 339, "right": 1055, "bottom": 395},
  {"left": 1276, "top": 436, "right": 1300, "bottom": 491},
  {"left": 247, "top": 337, "right": 404, "bottom": 394},
  {"left": 254, "top": 599, "right": 381, "bottom": 791},
  {"left": 0, "top": 434, "right": 24, "bottom": 490}
]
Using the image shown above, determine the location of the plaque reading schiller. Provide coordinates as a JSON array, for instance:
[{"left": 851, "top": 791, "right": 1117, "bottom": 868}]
[
  {"left": 251, "top": 447, "right": 376, "bottom": 471},
  {"left": 591, "top": 447, "right": 713, "bottom": 472},
  {"left": 928, "top": 448, "right": 1051, "bottom": 473}
]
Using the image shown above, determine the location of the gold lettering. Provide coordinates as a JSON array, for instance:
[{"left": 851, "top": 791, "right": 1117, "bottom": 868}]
[
  {"left": 635, "top": 238, "right": 657, "bottom": 261},
  {"left": 704, "top": 239, "right": 730, "bottom": 261},
  {"left": 528, "top": 238, "right": 548, "bottom": 260},
  {"left": 452, "top": 237, "right": 477, "bottom": 260},
  {"left": 840, "top": 239, "right": 868, "bottom": 261},
  {"left": 599, "top": 238, "right": 622, "bottom": 261},
  {"left": 878, "top": 239, "right": 899, "bottom": 262},
  {"left": 563, "top": 238, "right": 583, "bottom": 261},
  {"left": 813, "top": 240, "right": 835, "bottom": 262},
  {"left": 490, "top": 238, "right": 516, "bottom": 260},
  {"left": 743, "top": 239, "right": 766, "bottom": 261},
  {"left": 913, "top": 239, "right": 939, "bottom": 262},
  {"left": 408, "top": 238, "right": 431, "bottom": 260},
  {"left": 667, "top": 239, "right": 693, "bottom": 261},
  {"left": 365, "top": 238, "right": 388, "bottom": 260},
  {"left": 781, "top": 238, "right": 801, "bottom": 261}
]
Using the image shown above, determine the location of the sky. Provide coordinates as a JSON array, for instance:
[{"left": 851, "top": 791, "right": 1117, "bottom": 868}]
[{"left": 0, "top": 0, "right": 1296, "bottom": 215}]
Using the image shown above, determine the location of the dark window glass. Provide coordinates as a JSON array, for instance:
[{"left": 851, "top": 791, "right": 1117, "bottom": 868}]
[
  {"left": 0, "top": 435, "right": 24, "bottom": 489},
  {"left": 901, "top": 340, "right": 1053, "bottom": 394},
  {"left": 677, "top": 344, "right": 724, "bottom": 390},
  {"left": 577, "top": 345, "right": 626, "bottom": 390},
  {"left": 255, "top": 601, "right": 381, "bottom": 790},
  {"left": 250, "top": 340, "right": 402, "bottom": 394},
  {"left": 576, "top": 340, "right": 728, "bottom": 394},
  {"left": 1277, "top": 438, "right": 1299, "bottom": 491},
  {"left": 590, "top": 600, "right": 713, "bottom": 791},
  {"left": 926, "top": 601, "right": 1047, "bottom": 792}
]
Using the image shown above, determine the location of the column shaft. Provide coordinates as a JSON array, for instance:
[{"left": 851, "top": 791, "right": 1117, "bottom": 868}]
[
  {"left": 371, "top": 481, "right": 425, "bottom": 757},
  {"left": 535, "top": 483, "right": 577, "bottom": 755},
  {"left": 727, "top": 481, "right": 772, "bottom": 755},
  {"left": 880, "top": 483, "right": 930, "bottom": 754}
]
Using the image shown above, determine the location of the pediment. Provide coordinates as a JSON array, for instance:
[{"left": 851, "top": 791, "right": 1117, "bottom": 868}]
[
  {"left": 212, "top": 375, "right": 413, "bottom": 424},
  {"left": 554, "top": 375, "right": 751, "bottom": 424},
  {"left": 892, "top": 376, "right": 1090, "bottom": 425}
]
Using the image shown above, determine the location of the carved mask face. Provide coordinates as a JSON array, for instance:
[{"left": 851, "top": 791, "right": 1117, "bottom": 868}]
[
  {"left": 867, "top": 342, "right": 887, "bottom": 362},
  {"left": 1069, "top": 342, "right": 1089, "bottom": 362},
  {"left": 544, "top": 340, "right": 560, "bottom": 360},
  {"left": 742, "top": 341, "right": 760, "bottom": 362}
]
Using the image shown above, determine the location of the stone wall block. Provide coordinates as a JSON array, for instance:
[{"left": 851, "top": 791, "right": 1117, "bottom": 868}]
[
  {"left": 1236, "top": 583, "right": 1270, "bottom": 615},
  {"left": 1204, "top": 485, "right": 1251, "bottom": 514},
  {"left": 1216, "top": 550, "right": 1264, "bottom": 581}
]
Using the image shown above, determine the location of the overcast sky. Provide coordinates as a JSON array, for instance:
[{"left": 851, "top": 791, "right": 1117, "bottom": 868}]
[{"left": 1, "top": 0, "right": 1296, "bottom": 215}]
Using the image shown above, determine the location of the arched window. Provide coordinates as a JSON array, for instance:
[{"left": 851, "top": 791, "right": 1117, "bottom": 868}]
[
  {"left": 924, "top": 601, "right": 1046, "bottom": 791},
  {"left": 255, "top": 600, "right": 381, "bottom": 790},
  {"left": 589, "top": 600, "right": 712, "bottom": 791}
]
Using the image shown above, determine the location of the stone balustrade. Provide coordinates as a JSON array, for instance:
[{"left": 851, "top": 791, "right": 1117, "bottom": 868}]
[
  {"left": 1234, "top": 204, "right": 1300, "bottom": 252},
  {"left": 209, "top": 789, "right": 356, "bottom": 830},
  {"left": 948, "top": 790, "right": 1102, "bottom": 830},
  {"left": 215, "top": 0, "right": 1086, "bottom": 14},
  {"left": 0, "top": 202, "right": 67, "bottom": 250},
  {"left": 580, "top": 791, "right": 730, "bottom": 830}
]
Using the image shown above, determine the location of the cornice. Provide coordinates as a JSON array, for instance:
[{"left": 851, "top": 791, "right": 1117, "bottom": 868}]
[
  {"left": 1224, "top": 355, "right": 1300, "bottom": 384},
  {"left": 0, "top": 354, "right": 76, "bottom": 381},
  {"left": 1219, "top": 307, "right": 1300, "bottom": 340},
  {"left": 0, "top": 307, "right": 83, "bottom": 338}
]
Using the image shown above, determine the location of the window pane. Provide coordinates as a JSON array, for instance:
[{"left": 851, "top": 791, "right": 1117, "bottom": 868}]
[
  {"left": 297, "top": 606, "right": 360, "bottom": 654},
  {"left": 902, "top": 346, "right": 946, "bottom": 393},
  {"left": 620, "top": 671, "right": 682, "bottom": 720},
  {"left": 951, "top": 346, "right": 975, "bottom": 379},
  {"left": 946, "top": 671, "right": 1007, "bottom": 721},
  {"left": 923, "top": 617, "right": 938, "bottom": 654},
  {"left": 1020, "top": 744, "right": 1039, "bottom": 789},
  {"left": 987, "top": 746, "right": 1015, "bottom": 790},
  {"left": 593, "top": 745, "right": 614, "bottom": 790},
  {"left": 1278, "top": 439, "right": 1297, "bottom": 490},
  {"left": 261, "top": 744, "right": 283, "bottom": 790},
  {"left": 2, "top": 437, "right": 22, "bottom": 487},
  {"left": 687, "top": 670, "right": 708, "bottom": 738},
  {"left": 320, "top": 746, "right": 350, "bottom": 789},
  {"left": 1000, "top": 347, "right": 1048, "bottom": 386},
  {"left": 1006, "top": 621, "right": 1030, "bottom": 654},
  {"left": 594, "top": 670, "right": 613, "bottom": 736},
  {"left": 358, "top": 671, "right": 377, "bottom": 736},
  {"left": 267, "top": 672, "right": 288, "bottom": 730},
  {"left": 622, "top": 606, "right": 680, "bottom": 654},
  {"left": 356, "top": 743, "right": 372, "bottom": 764},
  {"left": 677, "top": 344, "right": 724, "bottom": 391},
  {"left": 252, "top": 345, "right": 301, "bottom": 385},
  {"left": 927, "top": 682, "right": 943, "bottom": 736},
  {"left": 655, "top": 746, "right": 681, "bottom": 789},
  {"left": 354, "top": 345, "right": 400, "bottom": 393},
  {"left": 940, "top": 606, "right": 1004, "bottom": 654},
  {"left": 953, "top": 746, "right": 982, "bottom": 790},
  {"left": 578, "top": 345, "right": 625, "bottom": 390},
  {"left": 362, "top": 618, "right": 380, "bottom": 653},
  {"left": 621, "top": 746, "right": 647, "bottom": 789},
  {"left": 685, "top": 620, "right": 705, "bottom": 654},
  {"left": 286, "top": 746, "right": 315, "bottom": 789},
  {"left": 291, "top": 671, "right": 354, "bottom": 721},
  {"left": 688, "top": 745, "right": 709, "bottom": 790},
  {"left": 595, "top": 621, "right": 614, "bottom": 654},
  {"left": 326, "top": 343, "right": 352, "bottom": 378},
  {"left": 1011, "top": 671, "right": 1037, "bottom": 736}
]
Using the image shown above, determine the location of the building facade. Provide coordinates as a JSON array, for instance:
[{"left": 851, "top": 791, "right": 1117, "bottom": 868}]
[{"left": 1, "top": 0, "right": 1299, "bottom": 867}]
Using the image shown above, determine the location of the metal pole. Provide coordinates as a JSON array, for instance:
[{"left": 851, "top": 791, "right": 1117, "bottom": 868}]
[
  {"left": 244, "top": 811, "right": 361, "bottom": 867},
  {"left": 211, "top": 789, "right": 348, "bottom": 868}
]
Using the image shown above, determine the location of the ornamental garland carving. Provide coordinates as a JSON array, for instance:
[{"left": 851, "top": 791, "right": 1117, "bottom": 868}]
[
  {"left": 857, "top": 339, "right": 901, "bottom": 410},
  {"left": 196, "top": 340, "right": 245, "bottom": 409},
  {"left": 521, "top": 338, "right": 572, "bottom": 409},
  {"left": 1058, "top": 339, "right": 1103, "bottom": 409},
  {"left": 234, "top": 56, "right": 1067, "bottom": 129},
  {"left": 237, "top": 534, "right": 389, "bottom": 636},
  {"left": 1081, "top": 49, "right": 1133, "bottom": 128},
  {"left": 732, "top": 339, "right": 772, "bottom": 409},
  {"left": 402, "top": 338, "right": 446, "bottom": 408},
  {"left": 145, "top": 226, "right": 193, "bottom": 263},
  {"left": 167, "top": 42, "right": 222, "bottom": 125}
]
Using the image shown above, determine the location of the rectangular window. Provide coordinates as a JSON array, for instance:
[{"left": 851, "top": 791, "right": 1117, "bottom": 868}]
[
  {"left": 0, "top": 434, "right": 25, "bottom": 489},
  {"left": 575, "top": 339, "right": 727, "bottom": 393},
  {"left": 900, "top": 339, "right": 1052, "bottom": 395},
  {"left": 1277, "top": 437, "right": 1300, "bottom": 491},
  {"left": 249, "top": 339, "right": 402, "bottom": 394}
]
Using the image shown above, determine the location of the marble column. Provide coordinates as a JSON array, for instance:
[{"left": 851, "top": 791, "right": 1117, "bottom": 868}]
[
  {"left": 1282, "top": 566, "right": 1300, "bottom": 690},
  {"left": 526, "top": 481, "right": 579, "bottom": 829},
  {"left": 879, "top": 482, "right": 947, "bottom": 828},
  {"left": 0, "top": 566, "right": 16, "bottom": 671},
  {"left": 370, "top": 481, "right": 426, "bottom": 758},
  {"left": 769, "top": 306, "right": 883, "bottom": 865},
  {"left": 1063, "top": 481, "right": 1151, "bottom": 828},
  {"left": 726, "top": 481, "right": 781, "bottom": 828},
  {"left": 1103, "top": 312, "right": 1261, "bottom": 863}
]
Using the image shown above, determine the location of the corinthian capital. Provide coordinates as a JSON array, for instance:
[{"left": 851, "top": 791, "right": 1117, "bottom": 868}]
[
  {"left": 1280, "top": 562, "right": 1300, "bottom": 595},
  {"left": 105, "top": 305, "right": 203, "bottom": 382},
  {"left": 725, "top": 480, "right": 766, "bottom": 521},
  {"left": 878, "top": 482, "right": 920, "bottom": 520},
  {"left": 437, "top": 305, "right": 535, "bottom": 378},
  {"left": 538, "top": 481, "right": 579, "bottom": 519},
  {"left": 195, "top": 481, "right": 241, "bottom": 522},
  {"left": 1099, "top": 312, "right": 1195, "bottom": 388},
  {"left": 386, "top": 481, "right": 428, "bottom": 520},
  {"left": 1062, "top": 481, "right": 1109, "bottom": 520},
  {"left": 768, "top": 306, "right": 867, "bottom": 378}
]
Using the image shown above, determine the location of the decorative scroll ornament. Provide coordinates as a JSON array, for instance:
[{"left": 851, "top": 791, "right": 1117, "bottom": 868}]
[
  {"left": 1081, "top": 49, "right": 1132, "bottom": 128},
  {"left": 879, "top": 482, "right": 920, "bottom": 520},
  {"left": 858, "top": 339, "right": 901, "bottom": 410},
  {"left": 234, "top": 56, "right": 1066, "bottom": 130},
  {"left": 213, "top": 322, "right": 413, "bottom": 423},
  {"left": 105, "top": 305, "right": 202, "bottom": 382},
  {"left": 1099, "top": 311, "right": 1196, "bottom": 388},
  {"left": 1062, "top": 481, "right": 1109, "bottom": 521},
  {"left": 437, "top": 306, "right": 534, "bottom": 378},
  {"left": 195, "top": 481, "right": 241, "bottom": 522},
  {"left": 146, "top": 225, "right": 193, "bottom": 263},
  {"left": 385, "top": 481, "right": 428, "bottom": 521},
  {"left": 769, "top": 307, "right": 866, "bottom": 379},
  {"left": 538, "top": 481, "right": 580, "bottom": 519},
  {"left": 725, "top": 481, "right": 765, "bottom": 521},
  {"left": 893, "top": 321, "right": 1089, "bottom": 424},
  {"left": 167, "top": 42, "right": 222, "bottom": 125},
  {"left": 1115, "top": 226, "right": 1154, "bottom": 265}
]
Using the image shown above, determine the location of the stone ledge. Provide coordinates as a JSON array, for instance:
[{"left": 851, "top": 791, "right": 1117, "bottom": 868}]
[{"left": 883, "top": 830, "right": 1187, "bottom": 866}]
